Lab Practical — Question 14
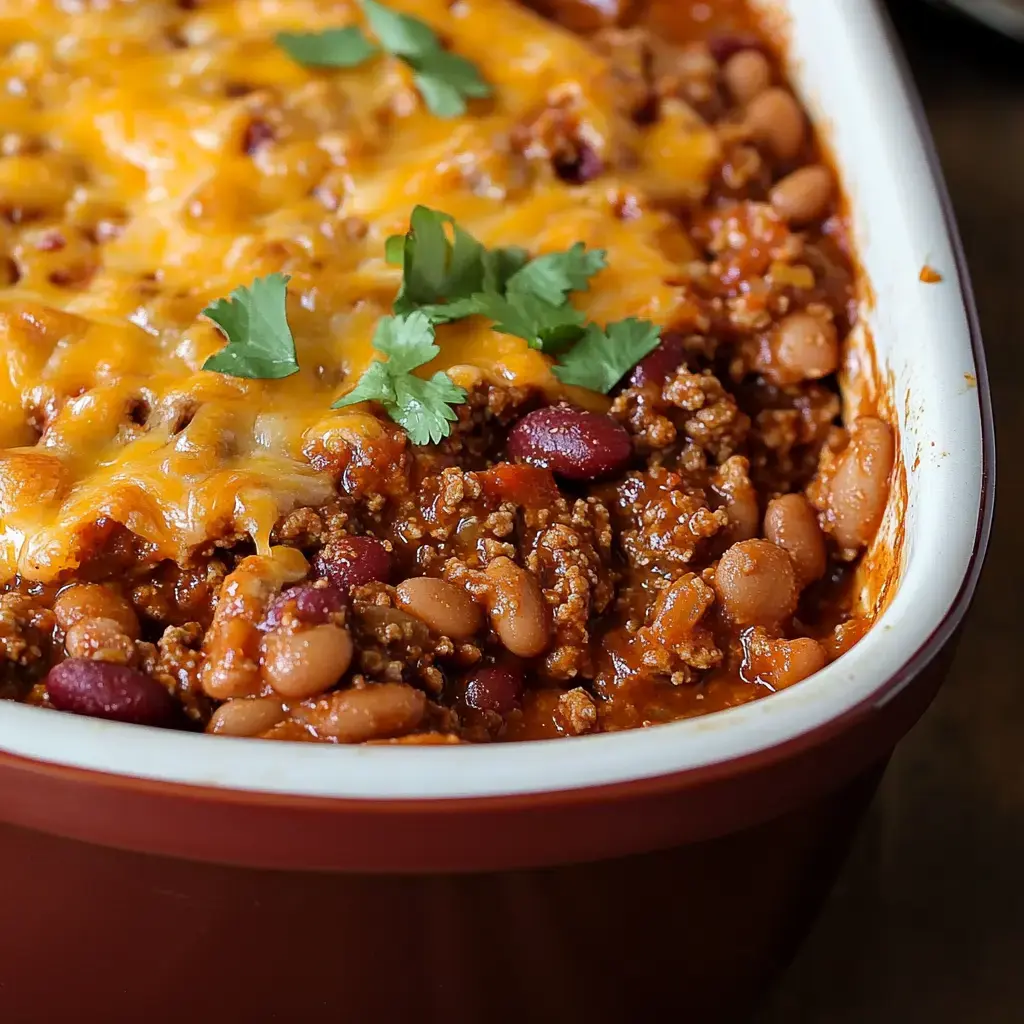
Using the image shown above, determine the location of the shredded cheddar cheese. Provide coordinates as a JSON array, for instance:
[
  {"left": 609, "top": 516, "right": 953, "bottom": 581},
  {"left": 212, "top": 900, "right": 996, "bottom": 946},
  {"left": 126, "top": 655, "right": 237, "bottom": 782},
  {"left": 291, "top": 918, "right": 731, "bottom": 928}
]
[{"left": 0, "top": 0, "right": 721, "bottom": 582}]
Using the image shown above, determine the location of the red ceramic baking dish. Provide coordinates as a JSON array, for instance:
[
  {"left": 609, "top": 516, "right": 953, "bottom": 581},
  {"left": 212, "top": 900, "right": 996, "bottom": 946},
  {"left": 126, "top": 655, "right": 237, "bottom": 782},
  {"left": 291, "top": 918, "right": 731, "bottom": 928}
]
[{"left": 0, "top": 1, "right": 992, "bottom": 1022}]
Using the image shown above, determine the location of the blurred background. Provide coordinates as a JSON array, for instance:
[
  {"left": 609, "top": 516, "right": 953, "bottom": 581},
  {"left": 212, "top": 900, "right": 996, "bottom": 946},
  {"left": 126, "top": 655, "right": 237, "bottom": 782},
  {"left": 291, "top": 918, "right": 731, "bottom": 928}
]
[{"left": 759, "top": 2, "right": 1022, "bottom": 1020}]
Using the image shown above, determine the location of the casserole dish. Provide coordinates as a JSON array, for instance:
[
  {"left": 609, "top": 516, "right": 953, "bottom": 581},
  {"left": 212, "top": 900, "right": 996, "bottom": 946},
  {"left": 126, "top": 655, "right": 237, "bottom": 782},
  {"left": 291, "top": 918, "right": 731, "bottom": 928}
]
[{"left": 0, "top": 0, "right": 992, "bottom": 1021}]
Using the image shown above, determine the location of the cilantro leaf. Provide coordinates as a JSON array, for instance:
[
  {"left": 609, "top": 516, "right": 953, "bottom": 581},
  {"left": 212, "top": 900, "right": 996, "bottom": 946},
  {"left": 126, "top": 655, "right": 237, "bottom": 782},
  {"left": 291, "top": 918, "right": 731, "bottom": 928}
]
[
  {"left": 481, "top": 245, "right": 529, "bottom": 293},
  {"left": 552, "top": 318, "right": 662, "bottom": 393},
  {"left": 391, "top": 206, "right": 488, "bottom": 316},
  {"left": 360, "top": 0, "right": 438, "bottom": 58},
  {"left": 332, "top": 311, "right": 467, "bottom": 444},
  {"left": 202, "top": 273, "right": 299, "bottom": 380},
  {"left": 275, "top": 26, "right": 378, "bottom": 67},
  {"left": 410, "top": 49, "right": 493, "bottom": 118},
  {"left": 459, "top": 292, "right": 586, "bottom": 352},
  {"left": 506, "top": 243, "right": 607, "bottom": 306},
  {"left": 334, "top": 358, "right": 395, "bottom": 407},
  {"left": 369, "top": 307, "right": 439, "bottom": 372},
  {"left": 276, "top": 3, "right": 492, "bottom": 121},
  {"left": 383, "top": 233, "right": 405, "bottom": 265},
  {"left": 391, "top": 371, "right": 465, "bottom": 444}
]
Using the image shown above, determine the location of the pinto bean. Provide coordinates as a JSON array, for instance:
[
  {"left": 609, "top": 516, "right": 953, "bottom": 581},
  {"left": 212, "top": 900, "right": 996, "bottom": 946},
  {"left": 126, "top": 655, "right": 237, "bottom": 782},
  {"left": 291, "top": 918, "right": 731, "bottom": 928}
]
[
  {"left": 651, "top": 573, "right": 716, "bottom": 649},
  {"left": 260, "top": 622, "right": 354, "bottom": 700},
  {"left": 827, "top": 417, "right": 895, "bottom": 551},
  {"left": 395, "top": 576, "right": 483, "bottom": 640},
  {"left": 63, "top": 616, "right": 136, "bottom": 664},
  {"left": 53, "top": 583, "right": 139, "bottom": 639},
  {"left": 712, "top": 455, "right": 759, "bottom": 543},
  {"left": 742, "top": 627, "right": 827, "bottom": 690},
  {"left": 769, "top": 312, "right": 839, "bottom": 383},
  {"left": 207, "top": 696, "right": 287, "bottom": 737},
  {"left": 770, "top": 164, "right": 834, "bottom": 224},
  {"left": 723, "top": 49, "right": 772, "bottom": 105},
  {"left": 764, "top": 493, "right": 826, "bottom": 585},
  {"left": 485, "top": 556, "right": 550, "bottom": 658},
  {"left": 294, "top": 683, "right": 427, "bottom": 743},
  {"left": 714, "top": 539, "right": 798, "bottom": 627},
  {"left": 745, "top": 87, "right": 806, "bottom": 162},
  {"left": 200, "top": 549, "right": 308, "bottom": 700}
]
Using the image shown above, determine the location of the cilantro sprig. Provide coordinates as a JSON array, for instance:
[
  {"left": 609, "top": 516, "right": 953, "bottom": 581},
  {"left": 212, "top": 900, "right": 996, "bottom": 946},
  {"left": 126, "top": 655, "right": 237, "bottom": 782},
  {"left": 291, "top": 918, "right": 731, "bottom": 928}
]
[
  {"left": 385, "top": 205, "right": 605, "bottom": 352},
  {"left": 201, "top": 273, "right": 299, "bottom": 379},
  {"left": 332, "top": 311, "right": 466, "bottom": 444},
  {"left": 552, "top": 319, "right": 662, "bottom": 393},
  {"left": 381, "top": 205, "right": 661, "bottom": 393},
  {"left": 276, "top": 0, "right": 492, "bottom": 119}
]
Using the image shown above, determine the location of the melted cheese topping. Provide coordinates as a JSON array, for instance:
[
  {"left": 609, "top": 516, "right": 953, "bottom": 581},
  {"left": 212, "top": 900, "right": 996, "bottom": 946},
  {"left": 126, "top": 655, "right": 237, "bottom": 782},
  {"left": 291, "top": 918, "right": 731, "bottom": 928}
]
[{"left": 0, "top": 0, "right": 720, "bottom": 582}]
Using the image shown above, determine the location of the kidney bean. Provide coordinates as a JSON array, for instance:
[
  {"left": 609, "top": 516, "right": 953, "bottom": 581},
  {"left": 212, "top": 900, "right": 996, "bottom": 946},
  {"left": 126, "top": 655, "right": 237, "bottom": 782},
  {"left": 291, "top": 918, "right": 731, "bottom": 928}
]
[
  {"left": 464, "top": 664, "right": 524, "bottom": 715},
  {"left": 745, "top": 87, "right": 806, "bottom": 163},
  {"left": 764, "top": 494, "right": 826, "bottom": 586},
  {"left": 53, "top": 583, "right": 139, "bottom": 639},
  {"left": 395, "top": 576, "right": 483, "bottom": 640},
  {"left": 314, "top": 535, "right": 392, "bottom": 591},
  {"left": 628, "top": 332, "right": 688, "bottom": 388},
  {"left": 260, "top": 622, "right": 354, "bottom": 700},
  {"left": 714, "top": 539, "right": 799, "bottom": 627},
  {"left": 554, "top": 142, "right": 603, "bottom": 185},
  {"left": 770, "top": 164, "right": 834, "bottom": 224},
  {"left": 262, "top": 582, "right": 346, "bottom": 629},
  {"left": 723, "top": 49, "right": 772, "bottom": 105},
  {"left": 507, "top": 407, "right": 632, "bottom": 482},
  {"left": 827, "top": 417, "right": 895, "bottom": 550},
  {"left": 207, "top": 696, "right": 287, "bottom": 737},
  {"left": 769, "top": 312, "right": 839, "bottom": 384},
  {"left": 46, "top": 658, "right": 178, "bottom": 727},
  {"left": 485, "top": 557, "right": 550, "bottom": 658}
]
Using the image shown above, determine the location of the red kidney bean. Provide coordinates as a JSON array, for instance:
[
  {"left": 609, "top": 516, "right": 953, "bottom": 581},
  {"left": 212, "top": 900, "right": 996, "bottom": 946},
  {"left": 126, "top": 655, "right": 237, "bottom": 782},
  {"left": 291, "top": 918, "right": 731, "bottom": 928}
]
[
  {"left": 554, "top": 142, "right": 603, "bottom": 185},
  {"left": 628, "top": 332, "right": 688, "bottom": 388},
  {"left": 708, "top": 33, "right": 765, "bottom": 64},
  {"left": 314, "top": 535, "right": 392, "bottom": 591},
  {"left": 507, "top": 407, "right": 632, "bottom": 482},
  {"left": 262, "top": 582, "right": 346, "bottom": 629},
  {"left": 46, "top": 659, "right": 179, "bottom": 727},
  {"left": 464, "top": 664, "right": 524, "bottom": 715}
]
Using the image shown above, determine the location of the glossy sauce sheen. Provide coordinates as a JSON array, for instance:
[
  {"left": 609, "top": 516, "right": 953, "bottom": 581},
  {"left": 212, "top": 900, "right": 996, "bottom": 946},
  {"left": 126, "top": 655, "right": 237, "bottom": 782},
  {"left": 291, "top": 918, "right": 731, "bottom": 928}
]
[{"left": 0, "top": 0, "right": 893, "bottom": 743}]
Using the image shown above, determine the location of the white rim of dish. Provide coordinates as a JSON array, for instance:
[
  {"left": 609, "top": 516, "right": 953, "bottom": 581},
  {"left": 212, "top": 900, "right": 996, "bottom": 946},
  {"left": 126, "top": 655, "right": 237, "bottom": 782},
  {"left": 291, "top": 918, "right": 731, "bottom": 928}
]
[{"left": 0, "top": 0, "right": 990, "bottom": 800}]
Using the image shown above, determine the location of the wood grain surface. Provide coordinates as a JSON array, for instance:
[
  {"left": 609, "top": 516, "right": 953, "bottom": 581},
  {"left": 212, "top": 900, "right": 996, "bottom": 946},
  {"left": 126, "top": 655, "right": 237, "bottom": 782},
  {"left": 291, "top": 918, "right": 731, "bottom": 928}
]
[{"left": 758, "top": 3, "right": 1022, "bottom": 1020}]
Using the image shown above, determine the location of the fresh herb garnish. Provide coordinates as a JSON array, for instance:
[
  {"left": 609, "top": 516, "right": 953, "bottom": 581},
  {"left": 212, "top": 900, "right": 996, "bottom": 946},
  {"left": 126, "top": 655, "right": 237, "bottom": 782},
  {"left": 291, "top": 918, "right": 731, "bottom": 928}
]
[
  {"left": 201, "top": 273, "right": 299, "bottom": 380},
  {"left": 388, "top": 206, "right": 493, "bottom": 317},
  {"left": 504, "top": 242, "right": 609, "bottom": 307},
  {"left": 333, "top": 311, "right": 467, "bottom": 444},
  {"left": 552, "top": 318, "right": 662, "bottom": 394},
  {"left": 385, "top": 205, "right": 604, "bottom": 352},
  {"left": 448, "top": 290, "right": 587, "bottom": 352},
  {"left": 276, "top": 1, "right": 492, "bottom": 119},
  {"left": 275, "top": 26, "right": 378, "bottom": 67}
]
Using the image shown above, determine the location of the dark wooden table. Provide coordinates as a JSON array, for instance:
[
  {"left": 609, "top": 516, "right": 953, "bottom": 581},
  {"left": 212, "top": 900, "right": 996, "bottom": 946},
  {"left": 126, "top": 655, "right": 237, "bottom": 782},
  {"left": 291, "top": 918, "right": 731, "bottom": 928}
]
[{"left": 759, "top": 3, "right": 1022, "bottom": 1020}]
